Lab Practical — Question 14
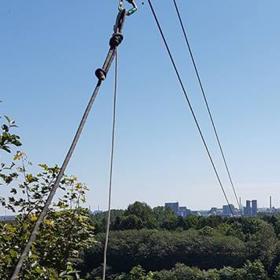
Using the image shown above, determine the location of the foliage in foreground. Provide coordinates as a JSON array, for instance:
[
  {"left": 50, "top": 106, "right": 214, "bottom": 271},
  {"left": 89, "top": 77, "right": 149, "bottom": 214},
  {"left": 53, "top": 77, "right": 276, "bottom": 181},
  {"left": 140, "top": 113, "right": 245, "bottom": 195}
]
[{"left": 0, "top": 115, "right": 95, "bottom": 279}]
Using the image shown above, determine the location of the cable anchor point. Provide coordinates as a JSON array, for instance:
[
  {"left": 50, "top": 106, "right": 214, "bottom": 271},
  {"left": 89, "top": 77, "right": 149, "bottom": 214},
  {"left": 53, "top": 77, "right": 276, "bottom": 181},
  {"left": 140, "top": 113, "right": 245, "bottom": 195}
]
[
  {"left": 95, "top": 8, "right": 126, "bottom": 82},
  {"left": 119, "top": 0, "right": 137, "bottom": 16}
]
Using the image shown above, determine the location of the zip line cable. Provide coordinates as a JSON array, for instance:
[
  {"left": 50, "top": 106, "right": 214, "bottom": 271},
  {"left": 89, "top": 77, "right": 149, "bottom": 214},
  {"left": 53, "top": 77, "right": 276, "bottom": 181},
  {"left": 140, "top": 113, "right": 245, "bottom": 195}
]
[
  {"left": 11, "top": 80, "right": 104, "bottom": 280},
  {"left": 147, "top": 0, "right": 234, "bottom": 215},
  {"left": 10, "top": 10, "right": 126, "bottom": 280},
  {"left": 102, "top": 51, "right": 119, "bottom": 280},
  {"left": 171, "top": 0, "right": 241, "bottom": 210}
]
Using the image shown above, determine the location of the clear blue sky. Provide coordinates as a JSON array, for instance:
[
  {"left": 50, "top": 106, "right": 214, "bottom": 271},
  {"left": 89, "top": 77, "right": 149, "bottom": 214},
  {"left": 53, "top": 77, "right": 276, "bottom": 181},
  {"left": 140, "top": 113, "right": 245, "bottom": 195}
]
[{"left": 1, "top": 0, "right": 280, "bottom": 212}]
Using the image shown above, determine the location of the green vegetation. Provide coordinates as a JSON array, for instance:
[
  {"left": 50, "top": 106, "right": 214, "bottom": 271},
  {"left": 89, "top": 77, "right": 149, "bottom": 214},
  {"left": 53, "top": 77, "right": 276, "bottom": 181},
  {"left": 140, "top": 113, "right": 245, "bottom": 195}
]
[
  {"left": 113, "top": 261, "right": 268, "bottom": 280},
  {"left": 81, "top": 201, "right": 280, "bottom": 279},
  {"left": 0, "top": 115, "right": 95, "bottom": 279},
  {"left": 2, "top": 115, "right": 280, "bottom": 279}
]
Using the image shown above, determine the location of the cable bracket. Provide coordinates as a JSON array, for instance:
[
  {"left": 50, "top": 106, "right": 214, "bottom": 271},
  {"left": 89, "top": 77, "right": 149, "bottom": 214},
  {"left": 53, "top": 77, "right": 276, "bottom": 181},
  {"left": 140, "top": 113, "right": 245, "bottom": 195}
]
[
  {"left": 119, "top": 0, "right": 137, "bottom": 16},
  {"left": 95, "top": 10, "right": 126, "bottom": 81}
]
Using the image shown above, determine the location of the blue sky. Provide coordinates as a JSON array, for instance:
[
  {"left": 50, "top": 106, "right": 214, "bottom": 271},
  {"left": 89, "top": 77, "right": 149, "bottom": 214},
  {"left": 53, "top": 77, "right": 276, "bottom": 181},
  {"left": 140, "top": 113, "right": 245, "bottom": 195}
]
[{"left": 1, "top": 0, "right": 280, "bottom": 212}]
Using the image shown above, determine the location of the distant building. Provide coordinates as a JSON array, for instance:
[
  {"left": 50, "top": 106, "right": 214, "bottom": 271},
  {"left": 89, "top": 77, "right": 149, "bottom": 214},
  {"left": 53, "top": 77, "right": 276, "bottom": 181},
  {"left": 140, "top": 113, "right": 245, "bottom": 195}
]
[
  {"left": 165, "top": 202, "right": 191, "bottom": 217},
  {"left": 222, "top": 204, "right": 235, "bottom": 216},
  {"left": 165, "top": 202, "right": 179, "bottom": 214},
  {"left": 198, "top": 210, "right": 211, "bottom": 217},
  {"left": 209, "top": 207, "right": 218, "bottom": 214},
  {"left": 258, "top": 207, "right": 280, "bottom": 215},
  {"left": 178, "top": 207, "right": 191, "bottom": 217},
  {"left": 177, "top": 206, "right": 186, "bottom": 217},
  {"left": 208, "top": 207, "right": 223, "bottom": 216},
  {"left": 252, "top": 200, "right": 257, "bottom": 216},
  {"left": 243, "top": 200, "right": 258, "bottom": 217},
  {"left": 244, "top": 200, "right": 252, "bottom": 216}
]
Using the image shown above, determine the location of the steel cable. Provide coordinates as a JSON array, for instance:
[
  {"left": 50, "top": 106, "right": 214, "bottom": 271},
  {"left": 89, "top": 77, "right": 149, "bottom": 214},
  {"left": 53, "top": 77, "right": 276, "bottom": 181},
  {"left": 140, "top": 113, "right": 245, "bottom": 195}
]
[
  {"left": 102, "top": 51, "right": 119, "bottom": 280},
  {"left": 172, "top": 0, "right": 241, "bottom": 210},
  {"left": 147, "top": 0, "right": 234, "bottom": 215},
  {"left": 10, "top": 81, "right": 103, "bottom": 280}
]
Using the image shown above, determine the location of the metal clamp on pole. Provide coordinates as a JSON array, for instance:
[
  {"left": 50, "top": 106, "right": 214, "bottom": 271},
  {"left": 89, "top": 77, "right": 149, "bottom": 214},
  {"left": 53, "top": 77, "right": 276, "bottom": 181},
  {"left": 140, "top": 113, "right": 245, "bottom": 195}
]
[{"left": 95, "top": 9, "right": 126, "bottom": 82}]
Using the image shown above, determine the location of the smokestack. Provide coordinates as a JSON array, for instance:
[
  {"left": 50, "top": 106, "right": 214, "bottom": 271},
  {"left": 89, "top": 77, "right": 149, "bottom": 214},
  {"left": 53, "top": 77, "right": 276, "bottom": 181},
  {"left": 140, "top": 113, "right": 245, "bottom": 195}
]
[{"left": 270, "top": 196, "right": 272, "bottom": 209}]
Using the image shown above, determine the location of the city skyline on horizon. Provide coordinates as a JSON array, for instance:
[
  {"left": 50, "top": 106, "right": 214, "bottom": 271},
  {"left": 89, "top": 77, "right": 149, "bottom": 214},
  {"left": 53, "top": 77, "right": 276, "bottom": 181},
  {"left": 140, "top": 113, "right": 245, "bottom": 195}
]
[{"left": 91, "top": 196, "right": 277, "bottom": 213}]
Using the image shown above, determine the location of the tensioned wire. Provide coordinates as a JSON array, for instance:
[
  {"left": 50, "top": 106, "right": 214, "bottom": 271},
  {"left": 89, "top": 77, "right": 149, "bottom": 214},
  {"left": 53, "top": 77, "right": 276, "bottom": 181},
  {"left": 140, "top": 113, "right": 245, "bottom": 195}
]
[
  {"left": 147, "top": 0, "right": 234, "bottom": 215},
  {"left": 102, "top": 51, "right": 119, "bottom": 280},
  {"left": 171, "top": 0, "right": 241, "bottom": 211}
]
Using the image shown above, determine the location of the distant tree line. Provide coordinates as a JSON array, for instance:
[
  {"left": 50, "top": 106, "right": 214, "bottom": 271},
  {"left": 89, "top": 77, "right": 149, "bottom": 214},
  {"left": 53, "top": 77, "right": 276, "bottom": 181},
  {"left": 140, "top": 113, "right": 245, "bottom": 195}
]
[
  {"left": 79, "top": 201, "right": 280, "bottom": 279},
  {"left": 113, "top": 261, "right": 274, "bottom": 280}
]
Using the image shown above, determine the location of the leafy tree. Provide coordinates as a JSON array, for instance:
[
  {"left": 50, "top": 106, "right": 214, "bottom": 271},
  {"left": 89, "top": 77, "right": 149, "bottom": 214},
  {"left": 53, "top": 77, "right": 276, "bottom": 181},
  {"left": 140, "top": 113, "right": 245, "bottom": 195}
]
[
  {"left": 219, "top": 267, "right": 241, "bottom": 280},
  {"left": 152, "top": 206, "right": 177, "bottom": 229},
  {"left": 243, "top": 260, "right": 268, "bottom": 280},
  {"left": 82, "top": 229, "right": 246, "bottom": 275},
  {"left": 113, "top": 262, "right": 269, "bottom": 280},
  {"left": 273, "top": 263, "right": 280, "bottom": 280},
  {"left": 0, "top": 115, "right": 21, "bottom": 153},
  {"left": 216, "top": 223, "right": 245, "bottom": 241},
  {"left": 93, "top": 209, "right": 125, "bottom": 232},
  {"left": 245, "top": 220, "right": 276, "bottom": 268},
  {"left": 183, "top": 215, "right": 200, "bottom": 230},
  {"left": 172, "top": 263, "right": 203, "bottom": 279},
  {"left": 119, "top": 214, "right": 143, "bottom": 230},
  {"left": 126, "top": 266, "right": 153, "bottom": 280},
  {"left": 161, "top": 214, "right": 178, "bottom": 230},
  {"left": 0, "top": 115, "right": 95, "bottom": 279},
  {"left": 125, "top": 202, "right": 157, "bottom": 229}
]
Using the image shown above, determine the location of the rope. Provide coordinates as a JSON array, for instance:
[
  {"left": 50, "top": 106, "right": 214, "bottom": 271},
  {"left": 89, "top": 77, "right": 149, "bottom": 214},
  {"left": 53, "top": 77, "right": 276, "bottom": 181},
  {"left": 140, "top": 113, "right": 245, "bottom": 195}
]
[
  {"left": 102, "top": 51, "right": 118, "bottom": 280},
  {"left": 171, "top": 0, "right": 241, "bottom": 211},
  {"left": 147, "top": 0, "right": 234, "bottom": 215}
]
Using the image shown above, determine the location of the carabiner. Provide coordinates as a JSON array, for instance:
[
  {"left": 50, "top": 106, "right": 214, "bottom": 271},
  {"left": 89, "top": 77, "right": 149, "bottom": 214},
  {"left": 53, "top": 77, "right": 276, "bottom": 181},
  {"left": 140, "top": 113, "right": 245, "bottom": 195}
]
[{"left": 118, "top": 0, "right": 137, "bottom": 16}]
